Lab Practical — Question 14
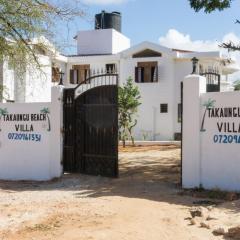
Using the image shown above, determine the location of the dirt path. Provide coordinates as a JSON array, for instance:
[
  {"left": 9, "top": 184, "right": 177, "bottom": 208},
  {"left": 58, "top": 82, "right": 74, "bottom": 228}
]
[{"left": 0, "top": 145, "right": 239, "bottom": 239}]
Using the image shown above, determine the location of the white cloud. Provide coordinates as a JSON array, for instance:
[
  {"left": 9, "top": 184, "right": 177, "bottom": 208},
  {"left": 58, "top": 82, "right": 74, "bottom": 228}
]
[
  {"left": 222, "top": 32, "right": 240, "bottom": 45},
  {"left": 159, "top": 29, "right": 240, "bottom": 82},
  {"left": 159, "top": 29, "right": 220, "bottom": 52},
  {"left": 81, "top": 0, "right": 127, "bottom": 5}
]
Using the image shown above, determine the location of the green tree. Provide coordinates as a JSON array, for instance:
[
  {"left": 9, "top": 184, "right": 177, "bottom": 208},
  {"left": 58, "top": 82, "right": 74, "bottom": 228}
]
[
  {"left": 0, "top": 85, "right": 9, "bottom": 102},
  {"left": 189, "top": 0, "right": 240, "bottom": 51},
  {"left": 233, "top": 80, "right": 240, "bottom": 90},
  {"left": 0, "top": 0, "right": 85, "bottom": 97},
  {"left": 0, "top": 0, "right": 85, "bottom": 65},
  {"left": 189, "top": 0, "right": 232, "bottom": 13},
  {"left": 0, "top": 107, "right": 8, "bottom": 131},
  {"left": 118, "top": 77, "right": 141, "bottom": 147}
]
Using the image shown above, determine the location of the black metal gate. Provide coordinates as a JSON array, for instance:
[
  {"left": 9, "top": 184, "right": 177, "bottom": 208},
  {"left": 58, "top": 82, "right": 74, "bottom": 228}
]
[
  {"left": 63, "top": 72, "right": 118, "bottom": 177},
  {"left": 200, "top": 72, "right": 220, "bottom": 92}
]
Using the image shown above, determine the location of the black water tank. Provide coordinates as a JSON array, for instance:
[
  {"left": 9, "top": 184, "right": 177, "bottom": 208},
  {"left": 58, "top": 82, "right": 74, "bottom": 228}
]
[{"left": 95, "top": 11, "right": 122, "bottom": 33}]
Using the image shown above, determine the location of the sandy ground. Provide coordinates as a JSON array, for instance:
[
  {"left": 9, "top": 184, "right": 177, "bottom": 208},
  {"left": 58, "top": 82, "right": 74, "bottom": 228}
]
[{"left": 0, "top": 145, "right": 239, "bottom": 240}]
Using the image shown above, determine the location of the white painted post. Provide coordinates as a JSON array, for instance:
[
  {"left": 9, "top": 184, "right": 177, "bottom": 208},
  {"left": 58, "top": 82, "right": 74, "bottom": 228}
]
[
  {"left": 50, "top": 86, "right": 64, "bottom": 178},
  {"left": 182, "top": 75, "right": 206, "bottom": 188}
]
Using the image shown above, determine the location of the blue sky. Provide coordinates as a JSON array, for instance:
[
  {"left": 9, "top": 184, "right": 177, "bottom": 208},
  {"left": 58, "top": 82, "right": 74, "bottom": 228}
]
[
  {"left": 61, "top": 0, "right": 240, "bottom": 54},
  {"left": 84, "top": 0, "right": 239, "bottom": 44}
]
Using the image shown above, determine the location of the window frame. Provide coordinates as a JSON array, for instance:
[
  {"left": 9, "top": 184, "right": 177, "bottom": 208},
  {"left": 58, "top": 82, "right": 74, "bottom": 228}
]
[
  {"left": 178, "top": 103, "right": 182, "bottom": 123},
  {"left": 106, "top": 63, "right": 116, "bottom": 73},
  {"left": 70, "top": 64, "right": 90, "bottom": 84},
  {"left": 135, "top": 61, "right": 158, "bottom": 83},
  {"left": 160, "top": 104, "right": 168, "bottom": 113}
]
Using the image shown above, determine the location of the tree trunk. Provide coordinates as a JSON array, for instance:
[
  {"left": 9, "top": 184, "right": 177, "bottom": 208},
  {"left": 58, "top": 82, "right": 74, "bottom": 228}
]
[
  {"left": 130, "top": 135, "right": 135, "bottom": 146},
  {"left": 200, "top": 108, "right": 207, "bottom": 131},
  {"left": 47, "top": 114, "right": 51, "bottom": 131},
  {"left": 122, "top": 138, "right": 126, "bottom": 148}
]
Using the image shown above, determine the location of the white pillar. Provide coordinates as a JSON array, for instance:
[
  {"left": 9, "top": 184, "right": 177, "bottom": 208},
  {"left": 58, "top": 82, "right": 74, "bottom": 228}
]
[
  {"left": 182, "top": 75, "right": 206, "bottom": 188},
  {"left": 50, "top": 85, "right": 64, "bottom": 178}
]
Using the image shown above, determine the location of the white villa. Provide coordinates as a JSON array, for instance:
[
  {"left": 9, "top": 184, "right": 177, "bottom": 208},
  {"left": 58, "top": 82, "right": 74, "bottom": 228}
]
[{"left": 0, "top": 11, "right": 239, "bottom": 141}]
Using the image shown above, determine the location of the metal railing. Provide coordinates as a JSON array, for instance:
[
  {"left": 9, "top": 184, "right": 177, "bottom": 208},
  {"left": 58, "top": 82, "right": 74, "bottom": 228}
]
[
  {"left": 74, "top": 69, "right": 118, "bottom": 99},
  {"left": 199, "top": 68, "right": 220, "bottom": 92}
]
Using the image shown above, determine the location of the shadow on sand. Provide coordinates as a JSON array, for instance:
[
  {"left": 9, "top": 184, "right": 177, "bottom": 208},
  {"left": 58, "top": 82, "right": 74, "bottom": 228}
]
[{"left": 0, "top": 146, "right": 236, "bottom": 211}]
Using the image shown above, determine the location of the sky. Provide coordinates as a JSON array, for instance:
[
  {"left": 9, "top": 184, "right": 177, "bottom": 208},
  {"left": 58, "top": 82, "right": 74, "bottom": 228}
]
[{"left": 58, "top": 0, "right": 240, "bottom": 80}]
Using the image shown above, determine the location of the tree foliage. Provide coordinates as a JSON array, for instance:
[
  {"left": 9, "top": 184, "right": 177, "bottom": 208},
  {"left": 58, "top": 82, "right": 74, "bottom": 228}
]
[
  {"left": 118, "top": 77, "right": 141, "bottom": 147},
  {"left": 189, "top": 0, "right": 240, "bottom": 51},
  {"left": 0, "top": 0, "right": 85, "bottom": 100},
  {"left": 233, "top": 80, "right": 240, "bottom": 90},
  {"left": 0, "top": 0, "right": 85, "bottom": 66},
  {"left": 189, "top": 0, "right": 232, "bottom": 13},
  {"left": 0, "top": 85, "right": 9, "bottom": 101}
]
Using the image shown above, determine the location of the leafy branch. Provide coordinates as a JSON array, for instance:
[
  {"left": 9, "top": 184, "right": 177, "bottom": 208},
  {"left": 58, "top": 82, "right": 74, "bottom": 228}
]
[
  {"left": 0, "top": 0, "right": 86, "bottom": 68},
  {"left": 189, "top": 0, "right": 232, "bottom": 13},
  {"left": 118, "top": 77, "right": 141, "bottom": 147},
  {"left": 189, "top": 0, "right": 240, "bottom": 52}
]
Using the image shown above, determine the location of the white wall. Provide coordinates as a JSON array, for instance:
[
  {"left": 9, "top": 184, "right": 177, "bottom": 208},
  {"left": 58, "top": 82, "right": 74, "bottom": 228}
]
[
  {"left": 182, "top": 75, "right": 240, "bottom": 191},
  {"left": 174, "top": 60, "right": 192, "bottom": 134},
  {"left": 173, "top": 59, "right": 232, "bottom": 134},
  {"left": 112, "top": 30, "right": 131, "bottom": 54},
  {"left": 25, "top": 55, "right": 52, "bottom": 102},
  {"left": 120, "top": 55, "right": 176, "bottom": 140},
  {"left": 2, "top": 55, "right": 54, "bottom": 103},
  {"left": 77, "top": 29, "right": 130, "bottom": 55},
  {"left": 0, "top": 86, "right": 63, "bottom": 181},
  {"left": 67, "top": 53, "right": 179, "bottom": 141},
  {"left": 65, "top": 53, "right": 238, "bottom": 142},
  {"left": 182, "top": 75, "right": 206, "bottom": 188},
  {"left": 201, "top": 91, "right": 240, "bottom": 191},
  {"left": 3, "top": 40, "right": 234, "bottom": 143},
  {"left": 3, "top": 61, "right": 15, "bottom": 101}
]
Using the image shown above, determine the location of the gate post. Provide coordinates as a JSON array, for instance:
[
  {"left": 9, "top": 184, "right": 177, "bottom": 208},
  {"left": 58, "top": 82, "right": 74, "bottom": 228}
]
[
  {"left": 182, "top": 75, "right": 206, "bottom": 188},
  {"left": 50, "top": 86, "right": 65, "bottom": 178}
]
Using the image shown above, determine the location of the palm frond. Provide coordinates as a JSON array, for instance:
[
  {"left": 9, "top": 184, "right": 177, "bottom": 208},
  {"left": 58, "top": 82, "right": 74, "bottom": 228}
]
[{"left": 203, "top": 99, "right": 216, "bottom": 109}]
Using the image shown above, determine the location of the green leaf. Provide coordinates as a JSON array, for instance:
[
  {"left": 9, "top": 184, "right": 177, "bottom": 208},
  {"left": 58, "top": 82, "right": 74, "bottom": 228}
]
[
  {"left": 118, "top": 77, "right": 141, "bottom": 145},
  {"left": 189, "top": 0, "right": 232, "bottom": 13}
]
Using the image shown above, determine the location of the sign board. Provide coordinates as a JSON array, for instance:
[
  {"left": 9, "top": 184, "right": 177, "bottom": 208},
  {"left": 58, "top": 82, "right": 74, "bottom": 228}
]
[
  {"left": 200, "top": 92, "right": 240, "bottom": 190},
  {"left": 182, "top": 75, "right": 240, "bottom": 192},
  {"left": 0, "top": 103, "right": 53, "bottom": 180},
  {"left": 0, "top": 107, "right": 51, "bottom": 143}
]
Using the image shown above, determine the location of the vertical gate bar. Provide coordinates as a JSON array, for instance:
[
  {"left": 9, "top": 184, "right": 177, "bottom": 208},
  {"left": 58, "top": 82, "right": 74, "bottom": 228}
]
[
  {"left": 63, "top": 88, "right": 75, "bottom": 173},
  {"left": 218, "top": 75, "right": 220, "bottom": 91},
  {"left": 180, "top": 81, "right": 183, "bottom": 187},
  {"left": 116, "top": 82, "right": 119, "bottom": 177}
]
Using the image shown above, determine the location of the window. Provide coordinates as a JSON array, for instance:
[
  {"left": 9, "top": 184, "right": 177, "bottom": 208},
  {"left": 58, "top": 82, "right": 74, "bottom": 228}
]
[
  {"left": 70, "top": 64, "right": 90, "bottom": 84},
  {"left": 106, "top": 64, "right": 116, "bottom": 73},
  {"left": 160, "top": 104, "right": 168, "bottom": 113},
  {"left": 178, "top": 103, "right": 182, "bottom": 123},
  {"left": 135, "top": 62, "right": 158, "bottom": 83}
]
